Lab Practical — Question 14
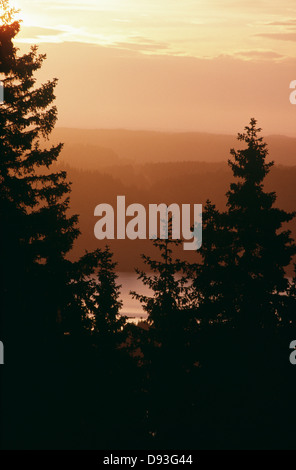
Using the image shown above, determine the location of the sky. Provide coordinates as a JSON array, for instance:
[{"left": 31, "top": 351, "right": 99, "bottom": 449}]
[{"left": 7, "top": 0, "right": 296, "bottom": 135}]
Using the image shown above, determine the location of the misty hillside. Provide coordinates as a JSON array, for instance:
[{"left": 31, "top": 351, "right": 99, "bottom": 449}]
[
  {"left": 46, "top": 128, "right": 296, "bottom": 272},
  {"left": 51, "top": 128, "right": 296, "bottom": 167}
]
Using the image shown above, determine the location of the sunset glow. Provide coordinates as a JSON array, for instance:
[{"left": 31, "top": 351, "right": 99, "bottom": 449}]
[
  {"left": 14, "top": 0, "right": 296, "bottom": 58},
  {"left": 11, "top": 0, "right": 296, "bottom": 135}
]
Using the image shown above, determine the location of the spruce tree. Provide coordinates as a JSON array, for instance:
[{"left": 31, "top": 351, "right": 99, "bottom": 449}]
[
  {"left": 131, "top": 222, "right": 192, "bottom": 337},
  {"left": 190, "top": 199, "right": 235, "bottom": 325},
  {"left": 130, "top": 215, "right": 197, "bottom": 380},
  {"left": 131, "top": 218, "right": 196, "bottom": 445},
  {"left": 0, "top": 2, "right": 80, "bottom": 345},
  {"left": 0, "top": 2, "right": 135, "bottom": 449},
  {"left": 226, "top": 118, "right": 296, "bottom": 328},
  {"left": 92, "top": 245, "right": 125, "bottom": 346},
  {"left": 0, "top": 0, "right": 19, "bottom": 72}
]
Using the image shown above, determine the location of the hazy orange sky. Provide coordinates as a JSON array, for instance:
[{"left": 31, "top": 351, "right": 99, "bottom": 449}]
[{"left": 9, "top": 0, "right": 296, "bottom": 135}]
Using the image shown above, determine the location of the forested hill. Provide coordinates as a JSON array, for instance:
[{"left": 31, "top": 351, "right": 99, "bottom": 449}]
[{"left": 51, "top": 128, "right": 296, "bottom": 166}]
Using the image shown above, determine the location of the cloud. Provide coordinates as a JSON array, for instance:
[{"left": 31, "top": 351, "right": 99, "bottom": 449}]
[
  {"left": 234, "top": 50, "right": 285, "bottom": 59},
  {"left": 15, "top": 0, "right": 296, "bottom": 59},
  {"left": 16, "top": 24, "right": 99, "bottom": 45},
  {"left": 16, "top": 25, "right": 71, "bottom": 44},
  {"left": 18, "top": 26, "right": 65, "bottom": 37},
  {"left": 263, "top": 19, "right": 296, "bottom": 26},
  {"left": 112, "top": 39, "right": 170, "bottom": 53},
  {"left": 17, "top": 25, "right": 170, "bottom": 54},
  {"left": 37, "top": 0, "right": 112, "bottom": 11},
  {"left": 257, "top": 33, "right": 296, "bottom": 42},
  {"left": 112, "top": 19, "right": 132, "bottom": 23},
  {"left": 46, "top": 5, "right": 108, "bottom": 12}
]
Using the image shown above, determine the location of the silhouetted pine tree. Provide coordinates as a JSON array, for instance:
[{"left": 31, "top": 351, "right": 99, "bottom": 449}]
[
  {"left": 183, "top": 120, "right": 296, "bottom": 449},
  {"left": 0, "top": 1, "right": 19, "bottom": 72},
  {"left": 190, "top": 199, "right": 236, "bottom": 325},
  {"left": 131, "top": 220, "right": 192, "bottom": 338},
  {"left": 92, "top": 246, "right": 125, "bottom": 346},
  {"left": 1, "top": 6, "right": 134, "bottom": 449},
  {"left": 226, "top": 118, "right": 296, "bottom": 328},
  {"left": 62, "top": 249, "right": 102, "bottom": 337},
  {"left": 130, "top": 218, "right": 197, "bottom": 447},
  {"left": 0, "top": 3, "right": 82, "bottom": 344},
  {"left": 0, "top": 3, "right": 80, "bottom": 448}
]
